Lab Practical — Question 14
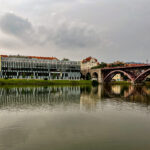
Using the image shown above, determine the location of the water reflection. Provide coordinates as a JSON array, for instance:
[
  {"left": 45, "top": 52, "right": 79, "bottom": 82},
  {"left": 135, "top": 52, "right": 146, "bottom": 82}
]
[
  {"left": 0, "top": 85, "right": 150, "bottom": 150},
  {"left": 103, "top": 85, "right": 150, "bottom": 105},
  {"left": 0, "top": 86, "right": 81, "bottom": 109},
  {"left": 0, "top": 85, "right": 150, "bottom": 110}
]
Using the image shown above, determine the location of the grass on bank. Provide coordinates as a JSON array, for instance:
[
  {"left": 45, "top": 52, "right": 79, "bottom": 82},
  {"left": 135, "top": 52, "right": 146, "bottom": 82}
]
[
  {"left": 108, "top": 81, "right": 132, "bottom": 85},
  {"left": 0, "top": 79, "right": 92, "bottom": 86},
  {"left": 143, "top": 81, "right": 150, "bottom": 86}
]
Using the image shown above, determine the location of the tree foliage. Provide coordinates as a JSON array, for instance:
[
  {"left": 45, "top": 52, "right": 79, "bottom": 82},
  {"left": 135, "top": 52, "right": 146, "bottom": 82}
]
[
  {"left": 92, "top": 61, "right": 125, "bottom": 69},
  {"left": 62, "top": 58, "right": 70, "bottom": 61}
]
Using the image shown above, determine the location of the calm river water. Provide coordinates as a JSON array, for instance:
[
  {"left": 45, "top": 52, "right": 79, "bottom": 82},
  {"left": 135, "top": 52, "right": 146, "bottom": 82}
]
[{"left": 0, "top": 84, "right": 150, "bottom": 150}]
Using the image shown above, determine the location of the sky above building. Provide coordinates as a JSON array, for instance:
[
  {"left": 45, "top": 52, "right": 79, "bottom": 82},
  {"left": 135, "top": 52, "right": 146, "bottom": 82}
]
[{"left": 0, "top": 0, "right": 149, "bottom": 62}]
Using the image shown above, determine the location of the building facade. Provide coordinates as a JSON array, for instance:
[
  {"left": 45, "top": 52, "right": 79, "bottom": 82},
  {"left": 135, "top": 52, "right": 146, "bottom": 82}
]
[
  {"left": 81, "top": 57, "right": 99, "bottom": 70},
  {"left": 0, "top": 55, "right": 81, "bottom": 80},
  {"left": 112, "top": 74, "right": 121, "bottom": 81}
]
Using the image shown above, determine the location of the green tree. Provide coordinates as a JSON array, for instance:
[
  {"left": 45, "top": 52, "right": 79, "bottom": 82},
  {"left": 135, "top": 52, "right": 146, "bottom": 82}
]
[
  {"left": 86, "top": 73, "right": 91, "bottom": 80},
  {"left": 22, "top": 73, "right": 26, "bottom": 78},
  {"left": 62, "top": 58, "right": 70, "bottom": 61},
  {"left": 92, "top": 62, "right": 107, "bottom": 69}
]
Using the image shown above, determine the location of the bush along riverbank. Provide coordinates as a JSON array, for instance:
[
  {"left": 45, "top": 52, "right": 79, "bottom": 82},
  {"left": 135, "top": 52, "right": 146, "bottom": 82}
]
[
  {"left": 106, "top": 81, "right": 132, "bottom": 85},
  {"left": 143, "top": 81, "right": 150, "bottom": 86},
  {"left": 0, "top": 79, "right": 92, "bottom": 86}
]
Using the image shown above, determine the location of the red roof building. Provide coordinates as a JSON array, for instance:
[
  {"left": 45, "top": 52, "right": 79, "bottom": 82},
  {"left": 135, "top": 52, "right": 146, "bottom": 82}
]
[
  {"left": 81, "top": 56, "right": 99, "bottom": 70},
  {"left": 0, "top": 55, "right": 58, "bottom": 61}
]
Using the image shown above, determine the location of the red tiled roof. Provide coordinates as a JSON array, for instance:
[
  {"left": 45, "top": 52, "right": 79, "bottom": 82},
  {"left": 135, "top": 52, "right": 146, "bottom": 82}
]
[
  {"left": 0, "top": 55, "right": 8, "bottom": 57},
  {"left": 125, "top": 64, "right": 146, "bottom": 67},
  {"left": 28, "top": 56, "right": 58, "bottom": 60},
  {"left": 0, "top": 54, "right": 58, "bottom": 60},
  {"left": 82, "top": 57, "right": 98, "bottom": 63}
]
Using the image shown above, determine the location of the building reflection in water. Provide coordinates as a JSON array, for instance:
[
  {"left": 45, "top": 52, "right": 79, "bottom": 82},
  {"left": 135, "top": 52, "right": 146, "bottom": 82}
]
[
  {"left": 111, "top": 85, "right": 121, "bottom": 94},
  {"left": 0, "top": 85, "right": 150, "bottom": 110},
  {"left": 0, "top": 86, "right": 81, "bottom": 109},
  {"left": 80, "top": 85, "right": 102, "bottom": 111}
]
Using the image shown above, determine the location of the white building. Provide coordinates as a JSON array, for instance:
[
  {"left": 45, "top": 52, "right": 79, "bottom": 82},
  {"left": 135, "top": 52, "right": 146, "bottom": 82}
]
[
  {"left": 112, "top": 74, "right": 121, "bottom": 81},
  {"left": 0, "top": 55, "right": 81, "bottom": 80},
  {"left": 81, "top": 57, "right": 99, "bottom": 70}
]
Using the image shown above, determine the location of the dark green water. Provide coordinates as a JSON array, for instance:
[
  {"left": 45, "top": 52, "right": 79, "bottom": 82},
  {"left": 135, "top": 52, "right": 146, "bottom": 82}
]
[{"left": 0, "top": 85, "right": 150, "bottom": 150}]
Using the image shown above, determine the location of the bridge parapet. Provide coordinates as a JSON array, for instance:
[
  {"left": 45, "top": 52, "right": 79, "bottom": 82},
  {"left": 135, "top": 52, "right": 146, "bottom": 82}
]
[{"left": 81, "top": 65, "right": 150, "bottom": 84}]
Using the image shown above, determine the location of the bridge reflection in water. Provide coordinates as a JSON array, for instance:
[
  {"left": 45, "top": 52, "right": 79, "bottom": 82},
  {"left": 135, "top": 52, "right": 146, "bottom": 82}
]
[{"left": 0, "top": 85, "right": 150, "bottom": 111}]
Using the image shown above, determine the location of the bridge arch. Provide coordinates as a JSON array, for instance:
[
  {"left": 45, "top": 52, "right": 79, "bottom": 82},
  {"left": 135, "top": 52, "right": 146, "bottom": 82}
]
[
  {"left": 104, "top": 70, "right": 134, "bottom": 82},
  {"left": 134, "top": 69, "right": 150, "bottom": 83},
  {"left": 91, "top": 72, "right": 99, "bottom": 80}
]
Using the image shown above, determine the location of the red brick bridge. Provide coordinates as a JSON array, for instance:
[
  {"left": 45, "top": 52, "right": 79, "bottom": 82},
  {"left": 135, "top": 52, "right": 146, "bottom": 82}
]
[{"left": 81, "top": 64, "right": 150, "bottom": 84}]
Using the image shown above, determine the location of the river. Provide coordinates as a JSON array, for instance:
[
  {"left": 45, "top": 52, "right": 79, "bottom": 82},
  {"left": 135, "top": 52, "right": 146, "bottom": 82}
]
[{"left": 0, "top": 84, "right": 150, "bottom": 150}]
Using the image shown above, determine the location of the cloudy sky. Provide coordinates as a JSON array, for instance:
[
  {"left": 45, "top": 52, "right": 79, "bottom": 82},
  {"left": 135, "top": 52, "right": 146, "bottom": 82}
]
[{"left": 0, "top": 0, "right": 149, "bottom": 62}]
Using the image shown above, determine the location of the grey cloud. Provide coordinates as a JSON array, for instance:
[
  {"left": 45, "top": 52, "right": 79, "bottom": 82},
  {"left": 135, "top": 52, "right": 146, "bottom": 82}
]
[
  {"left": 0, "top": 13, "right": 32, "bottom": 36},
  {"left": 67, "top": 0, "right": 150, "bottom": 62},
  {"left": 1, "top": 0, "right": 149, "bottom": 62},
  {"left": 0, "top": 13, "right": 36, "bottom": 45},
  {"left": 0, "top": 13, "right": 101, "bottom": 49},
  {"left": 46, "top": 21, "right": 101, "bottom": 48}
]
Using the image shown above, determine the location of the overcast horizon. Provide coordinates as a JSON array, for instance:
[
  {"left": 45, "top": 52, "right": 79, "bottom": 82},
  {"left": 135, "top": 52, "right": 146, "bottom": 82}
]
[{"left": 0, "top": 0, "right": 150, "bottom": 63}]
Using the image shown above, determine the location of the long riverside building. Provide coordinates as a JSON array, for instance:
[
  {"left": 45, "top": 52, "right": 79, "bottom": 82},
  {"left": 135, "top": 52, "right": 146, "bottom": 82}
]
[{"left": 0, "top": 55, "right": 81, "bottom": 80}]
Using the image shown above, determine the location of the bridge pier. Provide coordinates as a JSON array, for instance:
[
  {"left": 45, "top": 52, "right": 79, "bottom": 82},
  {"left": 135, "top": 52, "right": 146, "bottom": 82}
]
[
  {"left": 97, "top": 69, "right": 103, "bottom": 84},
  {"left": 81, "top": 69, "right": 104, "bottom": 84}
]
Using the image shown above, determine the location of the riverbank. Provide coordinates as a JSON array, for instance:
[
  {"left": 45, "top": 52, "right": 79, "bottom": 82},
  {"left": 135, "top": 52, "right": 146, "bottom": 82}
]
[
  {"left": 1, "top": 79, "right": 147, "bottom": 86},
  {"left": 143, "top": 82, "right": 150, "bottom": 86},
  {"left": 0, "top": 79, "right": 92, "bottom": 86},
  {"left": 108, "top": 81, "right": 132, "bottom": 85}
]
